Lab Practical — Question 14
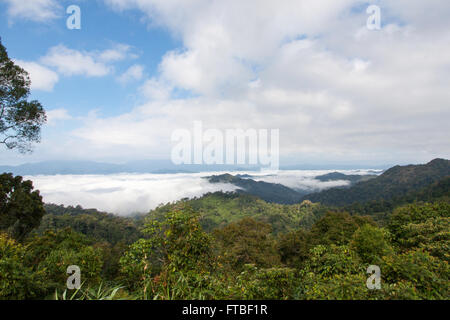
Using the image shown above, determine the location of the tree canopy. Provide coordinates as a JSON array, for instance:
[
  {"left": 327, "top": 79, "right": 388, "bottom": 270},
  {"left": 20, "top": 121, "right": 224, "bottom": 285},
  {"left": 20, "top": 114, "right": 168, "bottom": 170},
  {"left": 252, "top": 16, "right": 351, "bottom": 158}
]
[{"left": 0, "top": 38, "right": 46, "bottom": 153}]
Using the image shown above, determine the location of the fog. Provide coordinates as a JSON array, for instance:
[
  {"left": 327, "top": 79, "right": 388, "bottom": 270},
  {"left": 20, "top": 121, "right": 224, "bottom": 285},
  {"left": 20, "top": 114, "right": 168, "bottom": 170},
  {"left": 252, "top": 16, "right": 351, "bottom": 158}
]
[{"left": 26, "top": 170, "right": 381, "bottom": 215}]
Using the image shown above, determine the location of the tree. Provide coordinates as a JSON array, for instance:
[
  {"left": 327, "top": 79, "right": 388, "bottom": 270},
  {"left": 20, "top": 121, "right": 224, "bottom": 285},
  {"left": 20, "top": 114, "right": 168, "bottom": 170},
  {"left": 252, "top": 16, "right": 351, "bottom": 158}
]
[
  {"left": 309, "top": 211, "right": 375, "bottom": 246},
  {"left": 0, "top": 173, "right": 46, "bottom": 241},
  {"left": 350, "top": 224, "right": 393, "bottom": 264},
  {"left": 277, "top": 228, "right": 312, "bottom": 268},
  {"left": 120, "top": 205, "right": 216, "bottom": 298},
  {"left": 213, "top": 218, "right": 281, "bottom": 271},
  {"left": 0, "top": 233, "right": 46, "bottom": 299},
  {"left": 0, "top": 38, "right": 46, "bottom": 153}
]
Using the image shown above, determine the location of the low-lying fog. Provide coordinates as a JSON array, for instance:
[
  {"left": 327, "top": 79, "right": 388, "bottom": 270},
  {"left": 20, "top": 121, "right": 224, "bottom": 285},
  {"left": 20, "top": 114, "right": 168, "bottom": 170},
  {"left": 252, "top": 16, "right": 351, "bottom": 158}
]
[{"left": 25, "top": 169, "right": 381, "bottom": 216}]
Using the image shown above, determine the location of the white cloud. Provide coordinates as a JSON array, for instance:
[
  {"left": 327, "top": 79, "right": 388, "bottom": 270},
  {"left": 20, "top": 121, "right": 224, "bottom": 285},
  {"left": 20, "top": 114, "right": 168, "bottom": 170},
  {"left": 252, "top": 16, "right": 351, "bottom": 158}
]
[
  {"left": 46, "top": 109, "right": 72, "bottom": 125},
  {"left": 118, "top": 64, "right": 144, "bottom": 84},
  {"left": 26, "top": 172, "right": 239, "bottom": 215},
  {"left": 25, "top": 169, "right": 382, "bottom": 215},
  {"left": 98, "top": 44, "right": 136, "bottom": 62},
  {"left": 3, "top": 0, "right": 60, "bottom": 22},
  {"left": 37, "top": 43, "right": 138, "bottom": 78},
  {"left": 11, "top": 0, "right": 447, "bottom": 165},
  {"left": 138, "top": 77, "right": 171, "bottom": 100},
  {"left": 90, "top": 0, "right": 450, "bottom": 164},
  {"left": 41, "top": 45, "right": 112, "bottom": 77},
  {"left": 14, "top": 60, "right": 59, "bottom": 91}
]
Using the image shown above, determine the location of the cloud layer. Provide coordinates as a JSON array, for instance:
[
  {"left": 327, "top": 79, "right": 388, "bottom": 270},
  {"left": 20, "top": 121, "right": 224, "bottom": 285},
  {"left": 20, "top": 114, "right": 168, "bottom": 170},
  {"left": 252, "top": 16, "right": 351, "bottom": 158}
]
[{"left": 26, "top": 170, "right": 380, "bottom": 215}]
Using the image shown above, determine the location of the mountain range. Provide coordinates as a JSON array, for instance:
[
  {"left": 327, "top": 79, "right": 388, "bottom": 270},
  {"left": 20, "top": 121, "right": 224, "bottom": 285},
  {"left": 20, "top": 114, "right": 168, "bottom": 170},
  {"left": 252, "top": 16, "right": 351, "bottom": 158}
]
[{"left": 302, "top": 158, "right": 450, "bottom": 206}]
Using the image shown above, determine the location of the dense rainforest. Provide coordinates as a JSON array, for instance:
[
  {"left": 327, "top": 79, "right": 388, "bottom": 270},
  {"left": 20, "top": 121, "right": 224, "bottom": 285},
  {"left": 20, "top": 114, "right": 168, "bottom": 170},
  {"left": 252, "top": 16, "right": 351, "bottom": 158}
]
[{"left": 0, "top": 160, "right": 449, "bottom": 300}]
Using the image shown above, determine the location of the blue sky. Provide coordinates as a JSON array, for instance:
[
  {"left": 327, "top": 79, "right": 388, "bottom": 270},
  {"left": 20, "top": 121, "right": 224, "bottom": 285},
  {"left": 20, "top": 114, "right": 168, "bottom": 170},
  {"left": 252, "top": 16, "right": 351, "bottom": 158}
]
[
  {"left": 1, "top": 0, "right": 178, "bottom": 117},
  {"left": 0, "top": 0, "right": 449, "bottom": 167}
]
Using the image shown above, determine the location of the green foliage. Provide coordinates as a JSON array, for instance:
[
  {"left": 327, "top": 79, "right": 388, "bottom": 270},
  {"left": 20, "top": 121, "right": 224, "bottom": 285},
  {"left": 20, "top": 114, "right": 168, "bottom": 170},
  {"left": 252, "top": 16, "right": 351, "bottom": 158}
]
[
  {"left": 350, "top": 224, "right": 393, "bottom": 264},
  {"left": 54, "top": 282, "right": 127, "bottom": 300},
  {"left": 380, "top": 249, "right": 449, "bottom": 299},
  {"left": 0, "top": 38, "right": 46, "bottom": 153},
  {"left": 36, "top": 204, "right": 142, "bottom": 245},
  {"left": 120, "top": 206, "right": 215, "bottom": 299},
  {"left": 344, "top": 176, "right": 450, "bottom": 219},
  {"left": 388, "top": 202, "right": 449, "bottom": 241},
  {"left": 213, "top": 218, "right": 281, "bottom": 271},
  {"left": 149, "top": 192, "right": 327, "bottom": 234},
  {"left": 25, "top": 229, "right": 104, "bottom": 294},
  {"left": 0, "top": 173, "right": 45, "bottom": 241},
  {"left": 232, "top": 265, "right": 299, "bottom": 300},
  {"left": 309, "top": 211, "right": 375, "bottom": 246},
  {"left": 0, "top": 233, "right": 46, "bottom": 299},
  {"left": 296, "top": 245, "right": 370, "bottom": 300},
  {"left": 277, "top": 228, "right": 311, "bottom": 268}
]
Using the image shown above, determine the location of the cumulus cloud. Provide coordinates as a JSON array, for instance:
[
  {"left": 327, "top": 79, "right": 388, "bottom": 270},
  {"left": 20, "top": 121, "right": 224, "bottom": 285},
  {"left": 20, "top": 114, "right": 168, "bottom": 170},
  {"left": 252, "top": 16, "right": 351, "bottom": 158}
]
[
  {"left": 37, "top": 43, "right": 138, "bottom": 78},
  {"left": 40, "top": 45, "right": 112, "bottom": 77},
  {"left": 79, "top": 0, "right": 449, "bottom": 164},
  {"left": 46, "top": 109, "right": 72, "bottom": 125},
  {"left": 98, "top": 44, "right": 137, "bottom": 62},
  {"left": 118, "top": 64, "right": 144, "bottom": 84},
  {"left": 3, "top": 0, "right": 60, "bottom": 22},
  {"left": 14, "top": 60, "right": 59, "bottom": 91}
]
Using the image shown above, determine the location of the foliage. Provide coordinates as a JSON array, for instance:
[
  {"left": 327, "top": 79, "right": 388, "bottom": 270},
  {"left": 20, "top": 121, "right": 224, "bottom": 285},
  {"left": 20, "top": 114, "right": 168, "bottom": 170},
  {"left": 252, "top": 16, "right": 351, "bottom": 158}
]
[
  {"left": 24, "top": 229, "right": 104, "bottom": 295},
  {"left": 232, "top": 264, "right": 299, "bottom": 300},
  {"left": 0, "top": 173, "right": 46, "bottom": 241},
  {"left": 350, "top": 224, "right": 393, "bottom": 264},
  {"left": 148, "top": 191, "right": 327, "bottom": 234},
  {"left": 380, "top": 248, "right": 449, "bottom": 299},
  {"left": 213, "top": 218, "right": 281, "bottom": 271},
  {"left": 277, "top": 228, "right": 312, "bottom": 268},
  {"left": 36, "top": 203, "right": 142, "bottom": 245},
  {"left": 0, "top": 233, "right": 46, "bottom": 299},
  {"left": 54, "top": 282, "right": 127, "bottom": 300},
  {"left": 120, "top": 206, "right": 215, "bottom": 299},
  {"left": 309, "top": 211, "right": 375, "bottom": 246},
  {"left": 0, "top": 38, "right": 46, "bottom": 153}
]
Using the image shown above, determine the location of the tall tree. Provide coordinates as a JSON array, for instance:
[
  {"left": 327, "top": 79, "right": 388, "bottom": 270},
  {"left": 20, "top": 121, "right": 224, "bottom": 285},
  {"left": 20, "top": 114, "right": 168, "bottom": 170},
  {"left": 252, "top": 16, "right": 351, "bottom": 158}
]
[
  {"left": 0, "top": 38, "right": 46, "bottom": 153},
  {"left": 0, "top": 173, "right": 46, "bottom": 241}
]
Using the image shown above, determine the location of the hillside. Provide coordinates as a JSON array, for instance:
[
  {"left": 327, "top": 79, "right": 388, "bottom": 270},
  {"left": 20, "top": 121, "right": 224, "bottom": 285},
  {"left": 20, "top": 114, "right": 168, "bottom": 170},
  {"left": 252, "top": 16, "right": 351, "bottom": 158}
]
[
  {"left": 34, "top": 204, "right": 142, "bottom": 245},
  {"left": 303, "top": 158, "right": 450, "bottom": 206},
  {"left": 315, "top": 172, "right": 377, "bottom": 184},
  {"left": 206, "top": 173, "right": 305, "bottom": 204},
  {"left": 147, "top": 191, "right": 328, "bottom": 234}
]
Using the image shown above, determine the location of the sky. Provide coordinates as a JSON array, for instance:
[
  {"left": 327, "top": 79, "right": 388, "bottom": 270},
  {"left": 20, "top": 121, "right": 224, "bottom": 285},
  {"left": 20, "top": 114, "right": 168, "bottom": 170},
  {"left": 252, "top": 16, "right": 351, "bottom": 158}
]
[{"left": 1, "top": 0, "right": 449, "bottom": 167}]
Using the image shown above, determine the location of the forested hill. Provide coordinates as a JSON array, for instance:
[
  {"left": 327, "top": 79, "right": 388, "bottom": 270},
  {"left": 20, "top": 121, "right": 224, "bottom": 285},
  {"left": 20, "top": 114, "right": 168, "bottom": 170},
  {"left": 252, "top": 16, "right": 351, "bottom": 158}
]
[
  {"left": 34, "top": 204, "right": 142, "bottom": 245},
  {"left": 147, "top": 192, "right": 328, "bottom": 234},
  {"left": 302, "top": 158, "right": 450, "bottom": 206},
  {"left": 207, "top": 173, "right": 305, "bottom": 204}
]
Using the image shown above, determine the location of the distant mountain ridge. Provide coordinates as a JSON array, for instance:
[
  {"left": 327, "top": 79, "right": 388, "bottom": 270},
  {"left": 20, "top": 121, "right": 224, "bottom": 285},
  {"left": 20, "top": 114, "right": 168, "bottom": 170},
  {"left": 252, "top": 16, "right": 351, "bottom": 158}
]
[
  {"left": 303, "top": 158, "right": 450, "bottom": 206},
  {"left": 206, "top": 173, "right": 305, "bottom": 204},
  {"left": 0, "top": 160, "right": 260, "bottom": 175},
  {"left": 314, "top": 172, "right": 377, "bottom": 184}
]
